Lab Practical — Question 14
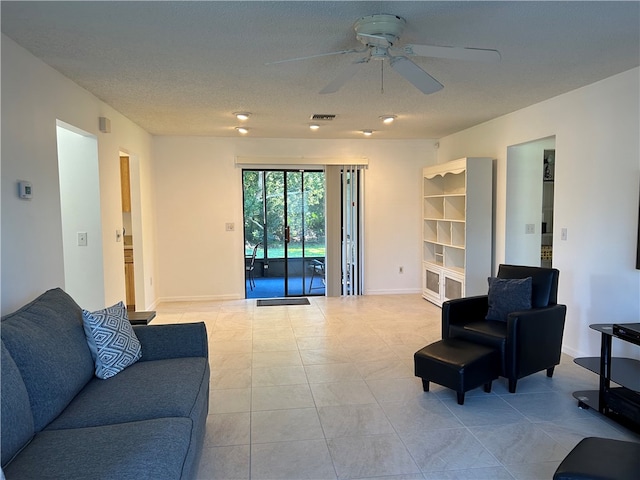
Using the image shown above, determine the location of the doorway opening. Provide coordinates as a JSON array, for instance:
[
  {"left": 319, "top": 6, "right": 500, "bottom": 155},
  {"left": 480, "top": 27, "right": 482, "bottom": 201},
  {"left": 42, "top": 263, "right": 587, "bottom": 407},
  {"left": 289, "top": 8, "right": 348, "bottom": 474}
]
[
  {"left": 242, "top": 169, "right": 326, "bottom": 298},
  {"left": 505, "top": 136, "right": 556, "bottom": 267},
  {"left": 120, "top": 154, "right": 135, "bottom": 309},
  {"left": 56, "top": 121, "right": 105, "bottom": 310}
]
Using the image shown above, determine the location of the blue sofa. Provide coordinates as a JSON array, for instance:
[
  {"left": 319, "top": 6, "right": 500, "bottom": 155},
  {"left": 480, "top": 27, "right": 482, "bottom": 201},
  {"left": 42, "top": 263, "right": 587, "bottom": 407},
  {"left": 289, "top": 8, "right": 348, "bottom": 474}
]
[{"left": 1, "top": 288, "right": 209, "bottom": 479}]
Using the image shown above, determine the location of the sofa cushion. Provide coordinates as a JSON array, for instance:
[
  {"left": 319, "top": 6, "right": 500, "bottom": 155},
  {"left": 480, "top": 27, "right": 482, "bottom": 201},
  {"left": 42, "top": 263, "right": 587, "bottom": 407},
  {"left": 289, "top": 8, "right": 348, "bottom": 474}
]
[
  {"left": 46, "top": 357, "right": 209, "bottom": 430},
  {"left": 1, "top": 341, "right": 34, "bottom": 467},
  {"left": 0, "top": 288, "right": 94, "bottom": 432},
  {"left": 486, "top": 277, "right": 532, "bottom": 322},
  {"left": 2, "top": 418, "right": 193, "bottom": 480},
  {"left": 82, "top": 301, "right": 142, "bottom": 379}
]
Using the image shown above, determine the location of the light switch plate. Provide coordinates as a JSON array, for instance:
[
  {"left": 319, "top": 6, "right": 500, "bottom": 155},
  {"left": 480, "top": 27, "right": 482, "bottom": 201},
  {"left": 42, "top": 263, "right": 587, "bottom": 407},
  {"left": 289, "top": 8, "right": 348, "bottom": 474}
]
[{"left": 18, "top": 181, "right": 32, "bottom": 199}]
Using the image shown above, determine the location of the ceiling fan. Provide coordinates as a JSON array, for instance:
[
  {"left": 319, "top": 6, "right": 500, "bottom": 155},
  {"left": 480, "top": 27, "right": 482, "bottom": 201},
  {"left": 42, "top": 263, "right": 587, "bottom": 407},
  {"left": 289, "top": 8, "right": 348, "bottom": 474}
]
[{"left": 268, "top": 14, "right": 501, "bottom": 95}]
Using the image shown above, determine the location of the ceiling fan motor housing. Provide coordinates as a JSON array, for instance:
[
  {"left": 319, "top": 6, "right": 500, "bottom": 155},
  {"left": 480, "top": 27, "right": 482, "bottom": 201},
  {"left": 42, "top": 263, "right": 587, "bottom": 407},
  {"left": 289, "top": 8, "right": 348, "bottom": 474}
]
[{"left": 354, "top": 14, "right": 406, "bottom": 47}]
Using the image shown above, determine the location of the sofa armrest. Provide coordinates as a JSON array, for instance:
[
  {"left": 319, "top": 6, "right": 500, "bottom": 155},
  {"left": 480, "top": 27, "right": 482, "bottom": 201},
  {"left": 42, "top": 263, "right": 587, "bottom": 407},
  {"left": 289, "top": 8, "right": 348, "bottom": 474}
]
[
  {"left": 505, "top": 304, "right": 567, "bottom": 377},
  {"left": 442, "top": 295, "right": 489, "bottom": 338},
  {"left": 133, "top": 322, "right": 208, "bottom": 362}
]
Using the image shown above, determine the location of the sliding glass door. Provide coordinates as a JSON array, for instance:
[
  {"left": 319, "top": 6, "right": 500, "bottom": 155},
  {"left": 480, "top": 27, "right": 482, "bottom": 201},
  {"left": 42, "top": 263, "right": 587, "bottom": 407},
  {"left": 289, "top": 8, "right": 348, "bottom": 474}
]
[{"left": 243, "top": 169, "right": 325, "bottom": 298}]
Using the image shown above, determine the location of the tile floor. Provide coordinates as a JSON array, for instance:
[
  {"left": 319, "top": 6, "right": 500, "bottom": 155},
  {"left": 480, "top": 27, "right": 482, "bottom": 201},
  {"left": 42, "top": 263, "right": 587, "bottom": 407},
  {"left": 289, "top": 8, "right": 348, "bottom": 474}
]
[{"left": 152, "top": 295, "right": 640, "bottom": 480}]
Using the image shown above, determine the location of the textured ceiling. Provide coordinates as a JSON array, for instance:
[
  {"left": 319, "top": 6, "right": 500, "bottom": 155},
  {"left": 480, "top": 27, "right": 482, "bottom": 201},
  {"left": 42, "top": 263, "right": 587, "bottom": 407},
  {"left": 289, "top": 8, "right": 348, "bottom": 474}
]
[{"left": 2, "top": 1, "right": 639, "bottom": 139}]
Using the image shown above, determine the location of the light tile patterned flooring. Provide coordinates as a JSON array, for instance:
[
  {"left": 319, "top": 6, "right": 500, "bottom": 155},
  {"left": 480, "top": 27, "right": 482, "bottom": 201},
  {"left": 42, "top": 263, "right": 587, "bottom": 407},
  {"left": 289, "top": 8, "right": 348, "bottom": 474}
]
[{"left": 152, "top": 295, "right": 640, "bottom": 480}]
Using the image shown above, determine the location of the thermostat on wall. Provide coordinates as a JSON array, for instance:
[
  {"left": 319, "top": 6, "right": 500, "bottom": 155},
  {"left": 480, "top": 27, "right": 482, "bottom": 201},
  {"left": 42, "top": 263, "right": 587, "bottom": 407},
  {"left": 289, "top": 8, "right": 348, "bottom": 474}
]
[{"left": 18, "top": 181, "right": 32, "bottom": 199}]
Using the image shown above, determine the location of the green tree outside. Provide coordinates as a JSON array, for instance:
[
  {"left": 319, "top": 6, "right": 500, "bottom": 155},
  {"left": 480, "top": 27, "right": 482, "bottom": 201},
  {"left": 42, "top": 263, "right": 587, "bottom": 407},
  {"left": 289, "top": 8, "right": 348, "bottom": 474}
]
[{"left": 243, "top": 170, "right": 325, "bottom": 258}]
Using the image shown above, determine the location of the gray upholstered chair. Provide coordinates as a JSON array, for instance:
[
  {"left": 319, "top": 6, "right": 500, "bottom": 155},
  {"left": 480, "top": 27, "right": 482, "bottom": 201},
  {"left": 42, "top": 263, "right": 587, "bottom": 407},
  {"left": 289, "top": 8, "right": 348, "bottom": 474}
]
[{"left": 442, "top": 264, "right": 567, "bottom": 393}]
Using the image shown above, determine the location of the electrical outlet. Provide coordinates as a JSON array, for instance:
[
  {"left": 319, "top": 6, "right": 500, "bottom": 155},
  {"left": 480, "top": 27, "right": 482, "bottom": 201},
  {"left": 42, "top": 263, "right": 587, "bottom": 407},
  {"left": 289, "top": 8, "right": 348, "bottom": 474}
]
[
  {"left": 561, "top": 228, "right": 568, "bottom": 241},
  {"left": 525, "top": 224, "right": 535, "bottom": 234},
  {"left": 225, "top": 222, "right": 235, "bottom": 232},
  {"left": 77, "top": 232, "right": 88, "bottom": 246}
]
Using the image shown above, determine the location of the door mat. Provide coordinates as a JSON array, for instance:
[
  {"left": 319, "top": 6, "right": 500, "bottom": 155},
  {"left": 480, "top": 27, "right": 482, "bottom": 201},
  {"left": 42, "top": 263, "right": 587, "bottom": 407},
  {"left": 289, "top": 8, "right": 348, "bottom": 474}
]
[{"left": 257, "top": 298, "right": 310, "bottom": 307}]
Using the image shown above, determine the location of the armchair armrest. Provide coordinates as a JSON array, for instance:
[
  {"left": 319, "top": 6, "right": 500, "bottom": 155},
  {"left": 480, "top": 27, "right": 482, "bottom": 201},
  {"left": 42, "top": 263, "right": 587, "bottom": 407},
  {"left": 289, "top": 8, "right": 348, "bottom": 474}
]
[
  {"left": 505, "top": 304, "right": 567, "bottom": 378},
  {"left": 442, "top": 295, "right": 489, "bottom": 338},
  {"left": 133, "top": 322, "right": 208, "bottom": 362}
]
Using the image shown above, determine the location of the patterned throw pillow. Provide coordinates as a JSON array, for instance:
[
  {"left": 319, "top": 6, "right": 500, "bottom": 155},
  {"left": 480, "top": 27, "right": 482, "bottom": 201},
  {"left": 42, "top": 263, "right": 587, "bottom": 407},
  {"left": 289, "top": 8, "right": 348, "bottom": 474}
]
[
  {"left": 82, "top": 302, "right": 142, "bottom": 379},
  {"left": 485, "top": 277, "right": 533, "bottom": 322}
]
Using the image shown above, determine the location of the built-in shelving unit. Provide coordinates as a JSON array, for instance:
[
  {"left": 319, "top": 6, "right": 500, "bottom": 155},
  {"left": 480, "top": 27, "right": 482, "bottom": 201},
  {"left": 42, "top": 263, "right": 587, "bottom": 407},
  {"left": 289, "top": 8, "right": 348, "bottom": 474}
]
[{"left": 422, "top": 157, "right": 493, "bottom": 306}]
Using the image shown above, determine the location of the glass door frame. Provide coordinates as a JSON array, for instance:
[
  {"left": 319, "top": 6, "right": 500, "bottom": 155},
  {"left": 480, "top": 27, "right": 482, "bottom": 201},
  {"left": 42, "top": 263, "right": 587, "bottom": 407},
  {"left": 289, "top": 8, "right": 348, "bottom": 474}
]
[{"left": 242, "top": 168, "right": 325, "bottom": 298}]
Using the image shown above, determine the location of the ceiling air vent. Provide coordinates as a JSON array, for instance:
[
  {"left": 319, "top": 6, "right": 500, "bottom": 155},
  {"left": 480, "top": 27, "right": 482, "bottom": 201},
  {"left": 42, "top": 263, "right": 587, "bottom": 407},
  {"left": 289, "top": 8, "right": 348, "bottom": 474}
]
[{"left": 310, "top": 114, "right": 336, "bottom": 121}]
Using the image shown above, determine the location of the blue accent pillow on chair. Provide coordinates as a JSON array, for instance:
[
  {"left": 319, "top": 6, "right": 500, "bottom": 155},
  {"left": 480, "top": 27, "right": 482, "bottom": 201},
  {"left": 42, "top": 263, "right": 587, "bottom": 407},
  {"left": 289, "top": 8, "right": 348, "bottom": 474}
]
[
  {"left": 82, "top": 301, "right": 142, "bottom": 379},
  {"left": 485, "top": 277, "right": 533, "bottom": 322}
]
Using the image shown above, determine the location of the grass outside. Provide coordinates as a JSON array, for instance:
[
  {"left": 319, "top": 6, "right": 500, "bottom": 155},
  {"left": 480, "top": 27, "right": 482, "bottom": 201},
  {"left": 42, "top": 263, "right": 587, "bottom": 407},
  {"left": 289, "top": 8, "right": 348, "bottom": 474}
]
[{"left": 246, "top": 243, "right": 325, "bottom": 259}]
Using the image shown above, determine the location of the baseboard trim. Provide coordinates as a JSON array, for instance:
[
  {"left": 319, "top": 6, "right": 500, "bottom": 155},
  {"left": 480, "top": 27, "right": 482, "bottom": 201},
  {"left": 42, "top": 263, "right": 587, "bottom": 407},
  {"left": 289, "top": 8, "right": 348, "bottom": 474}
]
[
  {"left": 156, "top": 294, "right": 244, "bottom": 304},
  {"left": 364, "top": 288, "right": 423, "bottom": 295},
  {"left": 561, "top": 345, "right": 582, "bottom": 359}
]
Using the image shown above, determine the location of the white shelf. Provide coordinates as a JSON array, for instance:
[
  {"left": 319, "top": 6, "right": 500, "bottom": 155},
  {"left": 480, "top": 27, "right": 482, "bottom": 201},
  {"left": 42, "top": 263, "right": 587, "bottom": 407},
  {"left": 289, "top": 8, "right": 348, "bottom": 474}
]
[
  {"left": 423, "top": 220, "right": 437, "bottom": 242},
  {"left": 444, "top": 196, "right": 466, "bottom": 221},
  {"left": 424, "top": 197, "right": 444, "bottom": 219},
  {"left": 451, "top": 222, "right": 465, "bottom": 247},
  {"left": 422, "top": 158, "right": 493, "bottom": 306}
]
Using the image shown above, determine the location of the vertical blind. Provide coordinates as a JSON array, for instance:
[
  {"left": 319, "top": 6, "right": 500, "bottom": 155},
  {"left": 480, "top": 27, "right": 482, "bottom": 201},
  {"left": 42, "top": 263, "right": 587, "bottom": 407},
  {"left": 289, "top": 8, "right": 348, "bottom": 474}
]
[{"left": 341, "top": 165, "right": 364, "bottom": 295}]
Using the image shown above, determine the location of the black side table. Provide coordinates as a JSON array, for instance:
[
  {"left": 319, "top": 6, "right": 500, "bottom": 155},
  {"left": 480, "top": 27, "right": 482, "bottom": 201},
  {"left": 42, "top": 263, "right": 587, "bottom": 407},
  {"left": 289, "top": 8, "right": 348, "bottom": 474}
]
[
  {"left": 128, "top": 310, "right": 156, "bottom": 325},
  {"left": 573, "top": 323, "right": 640, "bottom": 432}
]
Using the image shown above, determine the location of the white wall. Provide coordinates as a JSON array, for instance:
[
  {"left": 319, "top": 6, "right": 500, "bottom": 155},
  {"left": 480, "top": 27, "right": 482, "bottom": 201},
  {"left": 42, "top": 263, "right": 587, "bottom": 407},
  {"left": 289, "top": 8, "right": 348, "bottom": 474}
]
[
  {"left": 437, "top": 68, "right": 640, "bottom": 359},
  {"left": 1, "top": 35, "right": 156, "bottom": 314},
  {"left": 152, "top": 137, "right": 437, "bottom": 301}
]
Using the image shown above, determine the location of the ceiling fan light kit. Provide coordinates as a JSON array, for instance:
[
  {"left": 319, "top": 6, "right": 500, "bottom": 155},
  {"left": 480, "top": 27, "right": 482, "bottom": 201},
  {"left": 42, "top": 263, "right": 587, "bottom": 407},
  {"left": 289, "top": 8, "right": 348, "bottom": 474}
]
[
  {"left": 270, "top": 13, "right": 500, "bottom": 96},
  {"left": 354, "top": 14, "right": 405, "bottom": 47}
]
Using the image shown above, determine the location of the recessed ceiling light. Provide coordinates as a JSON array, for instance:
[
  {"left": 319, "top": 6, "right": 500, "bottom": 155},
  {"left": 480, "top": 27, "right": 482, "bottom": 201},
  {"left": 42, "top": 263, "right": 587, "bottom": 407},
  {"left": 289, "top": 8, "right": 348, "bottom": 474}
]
[
  {"left": 234, "top": 112, "right": 251, "bottom": 121},
  {"left": 362, "top": 130, "right": 374, "bottom": 136},
  {"left": 309, "top": 124, "right": 320, "bottom": 130},
  {"left": 380, "top": 115, "right": 397, "bottom": 124},
  {"left": 235, "top": 127, "right": 249, "bottom": 134}
]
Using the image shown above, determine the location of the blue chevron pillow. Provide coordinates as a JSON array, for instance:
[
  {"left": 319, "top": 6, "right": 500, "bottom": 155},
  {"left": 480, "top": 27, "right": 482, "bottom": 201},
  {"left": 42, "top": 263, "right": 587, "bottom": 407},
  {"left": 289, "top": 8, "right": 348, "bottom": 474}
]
[{"left": 82, "top": 301, "right": 142, "bottom": 379}]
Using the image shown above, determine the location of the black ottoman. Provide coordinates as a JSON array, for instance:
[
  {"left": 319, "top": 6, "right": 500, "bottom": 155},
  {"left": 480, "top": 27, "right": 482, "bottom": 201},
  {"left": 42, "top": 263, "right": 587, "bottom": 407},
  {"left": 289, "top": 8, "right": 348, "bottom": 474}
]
[
  {"left": 414, "top": 339, "right": 500, "bottom": 405},
  {"left": 553, "top": 437, "right": 640, "bottom": 480}
]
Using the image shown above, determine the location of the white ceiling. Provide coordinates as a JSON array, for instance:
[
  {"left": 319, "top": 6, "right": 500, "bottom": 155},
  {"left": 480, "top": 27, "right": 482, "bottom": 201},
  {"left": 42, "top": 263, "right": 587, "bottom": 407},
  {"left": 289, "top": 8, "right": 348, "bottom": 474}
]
[{"left": 2, "top": 1, "right": 639, "bottom": 139}]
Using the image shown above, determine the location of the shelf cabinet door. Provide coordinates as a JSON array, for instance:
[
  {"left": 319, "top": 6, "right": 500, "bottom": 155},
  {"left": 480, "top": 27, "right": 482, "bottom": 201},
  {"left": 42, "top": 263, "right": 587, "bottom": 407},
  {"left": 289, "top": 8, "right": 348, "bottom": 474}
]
[
  {"left": 443, "top": 272, "right": 464, "bottom": 302},
  {"left": 423, "top": 264, "right": 442, "bottom": 304},
  {"left": 422, "top": 264, "right": 464, "bottom": 306}
]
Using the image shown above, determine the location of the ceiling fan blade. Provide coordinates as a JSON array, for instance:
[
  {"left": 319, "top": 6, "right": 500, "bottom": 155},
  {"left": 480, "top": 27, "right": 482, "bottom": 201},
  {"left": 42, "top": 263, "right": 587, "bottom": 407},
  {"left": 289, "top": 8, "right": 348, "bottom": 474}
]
[
  {"left": 265, "top": 48, "right": 363, "bottom": 65},
  {"left": 389, "top": 56, "right": 443, "bottom": 95},
  {"left": 402, "top": 44, "right": 501, "bottom": 62},
  {"left": 319, "top": 59, "right": 366, "bottom": 94}
]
